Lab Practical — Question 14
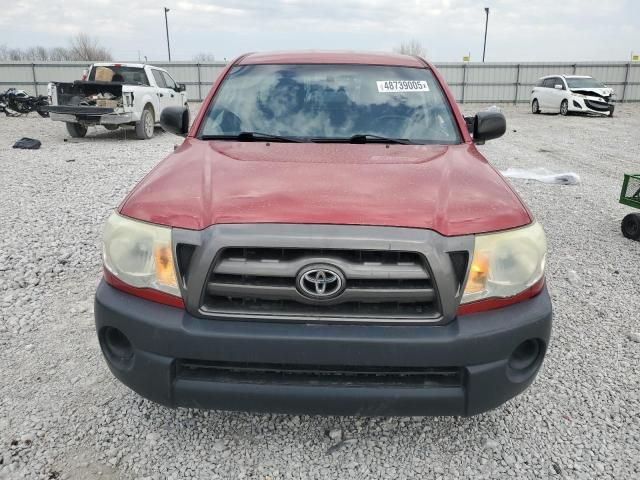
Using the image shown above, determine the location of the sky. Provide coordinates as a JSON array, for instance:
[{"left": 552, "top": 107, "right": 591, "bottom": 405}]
[{"left": 0, "top": 0, "right": 638, "bottom": 62}]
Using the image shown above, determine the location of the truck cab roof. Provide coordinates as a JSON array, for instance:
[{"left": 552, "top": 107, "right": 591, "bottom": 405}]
[
  {"left": 91, "top": 62, "right": 148, "bottom": 69},
  {"left": 539, "top": 74, "right": 594, "bottom": 80}
]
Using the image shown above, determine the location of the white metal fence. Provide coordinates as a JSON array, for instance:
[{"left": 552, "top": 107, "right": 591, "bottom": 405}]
[{"left": 1, "top": 60, "right": 639, "bottom": 103}]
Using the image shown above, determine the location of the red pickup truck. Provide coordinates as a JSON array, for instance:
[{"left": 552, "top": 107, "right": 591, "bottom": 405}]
[{"left": 95, "top": 52, "right": 552, "bottom": 416}]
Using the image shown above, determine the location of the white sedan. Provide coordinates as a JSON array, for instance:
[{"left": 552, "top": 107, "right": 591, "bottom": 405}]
[{"left": 530, "top": 75, "right": 615, "bottom": 117}]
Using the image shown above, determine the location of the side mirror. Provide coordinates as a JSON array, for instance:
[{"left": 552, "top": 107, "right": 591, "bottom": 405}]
[
  {"left": 463, "top": 115, "right": 474, "bottom": 134},
  {"left": 554, "top": 84, "right": 563, "bottom": 90},
  {"left": 472, "top": 111, "right": 506, "bottom": 144},
  {"left": 176, "top": 83, "right": 186, "bottom": 92},
  {"left": 160, "top": 106, "right": 189, "bottom": 137}
]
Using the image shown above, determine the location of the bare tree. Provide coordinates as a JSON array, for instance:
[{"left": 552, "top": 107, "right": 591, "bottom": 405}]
[
  {"left": 192, "top": 52, "right": 216, "bottom": 62},
  {"left": 49, "top": 47, "right": 71, "bottom": 61},
  {"left": 393, "top": 40, "right": 427, "bottom": 58},
  {"left": 68, "top": 33, "right": 112, "bottom": 61},
  {"left": 24, "top": 46, "right": 50, "bottom": 61},
  {"left": 0, "top": 44, "right": 56, "bottom": 61},
  {"left": 9, "top": 48, "right": 24, "bottom": 61},
  {"left": 0, "top": 34, "right": 112, "bottom": 61}
]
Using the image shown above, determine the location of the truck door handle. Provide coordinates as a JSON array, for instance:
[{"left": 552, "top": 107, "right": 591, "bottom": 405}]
[{"left": 170, "top": 94, "right": 174, "bottom": 98}]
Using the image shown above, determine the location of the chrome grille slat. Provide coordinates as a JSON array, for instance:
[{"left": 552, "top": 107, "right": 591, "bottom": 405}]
[
  {"left": 341, "top": 288, "right": 435, "bottom": 303},
  {"left": 214, "top": 257, "right": 429, "bottom": 279},
  {"left": 207, "top": 282, "right": 435, "bottom": 304},
  {"left": 208, "top": 282, "right": 300, "bottom": 301}
]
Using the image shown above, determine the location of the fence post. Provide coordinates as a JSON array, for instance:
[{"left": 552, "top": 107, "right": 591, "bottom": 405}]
[
  {"left": 514, "top": 63, "right": 521, "bottom": 104},
  {"left": 621, "top": 62, "right": 631, "bottom": 103},
  {"left": 197, "top": 63, "right": 202, "bottom": 101},
  {"left": 461, "top": 63, "right": 467, "bottom": 104},
  {"left": 31, "top": 63, "right": 37, "bottom": 96}
]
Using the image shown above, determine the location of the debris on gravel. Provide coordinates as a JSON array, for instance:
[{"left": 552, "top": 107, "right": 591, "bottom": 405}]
[
  {"left": 1, "top": 104, "right": 639, "bottom": 479},
  {"left": 567, "top": 269, "right": 582, "bottom": 285},
  {"left": 483, "top": 438, "right": 500, "bottom": 450}
]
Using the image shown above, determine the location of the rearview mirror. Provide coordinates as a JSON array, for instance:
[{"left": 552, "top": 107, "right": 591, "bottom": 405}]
[
  {"left": 554, "top": 84, "right": 563, "bottom": 89},
  {"left": 472, "top": 111, "right": 506, "bottom": 144},
  {"left": 160, "top": 106, "right": 190, "bottom": 137}
]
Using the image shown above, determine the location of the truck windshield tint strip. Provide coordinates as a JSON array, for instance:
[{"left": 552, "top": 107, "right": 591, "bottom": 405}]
[{"left": 199, "top": 64, "right": 461, "bottom": 144}]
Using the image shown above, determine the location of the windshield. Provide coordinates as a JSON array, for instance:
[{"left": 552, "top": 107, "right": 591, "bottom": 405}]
[
  {"left": 566, "top": 77, "right": 605, "bottom": 89},
  {"left": 199, "top": 64, "right": 461, "bottom": 144},
  {"left": 88, "top": 66, "right": 149, "bottom": 85}
]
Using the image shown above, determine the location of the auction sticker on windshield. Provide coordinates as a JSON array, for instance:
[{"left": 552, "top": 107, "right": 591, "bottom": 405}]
[{"left": 377, "top": 80, "right": 430, "bottom": 93}]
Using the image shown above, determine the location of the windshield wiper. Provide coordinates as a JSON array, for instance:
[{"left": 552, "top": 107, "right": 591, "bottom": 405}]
[
  {"left": 201, "top": 132, "right": 412, "bottom": 144},
  {"left": 311, "top": 134, "right": 413, "bottom": 145},
  {"left": 200, "top": 131, "right": 304, "bottom": 143},
  {"left": 349, "top": 134, "right": 412, "bottom": 144}
]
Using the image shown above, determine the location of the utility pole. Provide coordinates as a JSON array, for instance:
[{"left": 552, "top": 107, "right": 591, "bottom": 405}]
[
  {"left": 164, "top": 7, "right": 172, "bottom": 61},
  {"left": 482, "top": 7, "right": 489, "bottom": 62}
]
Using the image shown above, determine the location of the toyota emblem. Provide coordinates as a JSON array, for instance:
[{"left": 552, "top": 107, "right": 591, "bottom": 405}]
[{"left": 296, "top": 264, "right": 345, "bottom": 300}]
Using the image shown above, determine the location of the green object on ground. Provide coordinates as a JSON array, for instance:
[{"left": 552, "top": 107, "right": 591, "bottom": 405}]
[{"left": 620, "top": 174, "right": 640, "bottom": 209}]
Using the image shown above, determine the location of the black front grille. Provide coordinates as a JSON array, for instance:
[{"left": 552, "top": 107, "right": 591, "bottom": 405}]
[
  {"left": 200, "top": 247, "right": 440, "bottom": 322},
  {"left": 177, "top": 360, "right": 462, "bottom": 387},
  {"left": 585, "top": 99, "right": 611, "bottom": 111}
]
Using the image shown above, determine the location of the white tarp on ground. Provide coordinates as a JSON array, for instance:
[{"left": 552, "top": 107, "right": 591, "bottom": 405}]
[{"left": 501, "top": 167, "right": 581, "bottom": 185}]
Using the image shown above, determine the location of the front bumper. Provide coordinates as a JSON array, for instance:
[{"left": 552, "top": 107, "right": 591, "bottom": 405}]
[
  {"left": 95, "top": 280, "right": 553, "bottom": 416},
  {"left": 569, "top": 96, "right": 614, "bottom": 115}
]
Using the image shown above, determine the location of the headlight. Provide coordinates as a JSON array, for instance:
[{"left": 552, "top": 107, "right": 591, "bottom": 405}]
[
  {"left": 461, "top": 222, "right": 547, "bottom": 304},
  {"left": 103, "top": 212, "right": 180, "bottom": 297}
]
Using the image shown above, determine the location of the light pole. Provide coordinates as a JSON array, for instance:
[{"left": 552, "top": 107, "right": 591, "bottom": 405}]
[
  {"left": 482, "top": 7, "right": 489, "bottom": 62},
  {"left": 164, "top": 7, "right": 172, "bottom": 61}
]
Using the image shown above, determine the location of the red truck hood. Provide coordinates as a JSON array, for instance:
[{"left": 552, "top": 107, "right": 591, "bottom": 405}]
[{"left": 120, "top": 138, "right": 530, "bottom": 236}]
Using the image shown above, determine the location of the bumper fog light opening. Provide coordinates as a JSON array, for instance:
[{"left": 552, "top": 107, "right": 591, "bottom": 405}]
[
  {"left": 507, "top": 338, "right": 544, "bottom": 383},
  {"left": 101, "top": 327, "right": 134, "bottom": 370}
]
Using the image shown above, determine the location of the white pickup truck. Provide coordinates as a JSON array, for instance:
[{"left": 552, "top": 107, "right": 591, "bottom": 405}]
[{"left": 45, "top": 63, "right": 188, "bottom": 139}]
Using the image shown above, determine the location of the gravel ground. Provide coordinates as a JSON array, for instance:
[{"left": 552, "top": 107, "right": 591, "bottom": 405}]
[{"left": 1, "top": 104, "right": 639, "bottom": 480}]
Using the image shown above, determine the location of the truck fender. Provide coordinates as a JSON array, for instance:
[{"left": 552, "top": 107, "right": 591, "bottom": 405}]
[
  {"left": 125, "top": 86, "right": 161, "bottom": 122},
  {"left": 139, "top": 93, "right": 160, "bottom": 122},
  {"left": 141, "top": 102, "right": 155, "bottom": 122}
]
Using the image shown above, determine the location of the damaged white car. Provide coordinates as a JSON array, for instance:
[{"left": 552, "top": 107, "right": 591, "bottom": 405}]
[
  {"left": 44, "top": 63, "right": 188, "bottom": 139},
  {"left": 530, "top": 75, "right": 615, "bottom": 117}
]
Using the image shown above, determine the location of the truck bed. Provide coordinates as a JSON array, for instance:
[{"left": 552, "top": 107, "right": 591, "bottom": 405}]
[
  {"left": 50, "top": 81, "right": 124, "bottom": 109},
  {"left": 57, "top": 80, "right": 124, "bottom": 96}
]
